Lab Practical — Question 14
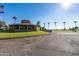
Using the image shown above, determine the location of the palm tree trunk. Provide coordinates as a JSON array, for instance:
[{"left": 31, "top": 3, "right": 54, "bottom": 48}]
[
  {"left": 55, "top": 23, "right": 57, "bottom": 30},
  {"left": 63, "top": 22, "right": 66, "bottom": 30},
  {"left": 43, "top": 23, "right": 45, "bottom": 29},
  {"left": 74, "top": 21, "right": 77, "bottom": 32},
  {"left": 48, "top": 23, "right": 49, "bottom": 29}
]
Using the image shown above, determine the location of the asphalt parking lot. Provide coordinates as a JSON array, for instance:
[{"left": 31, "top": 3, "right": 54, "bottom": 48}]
[{"left": 0, "top": 32, "right": 79, "bottom": 56}]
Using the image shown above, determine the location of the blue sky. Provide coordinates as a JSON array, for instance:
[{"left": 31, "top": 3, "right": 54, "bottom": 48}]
[{"left": 1, "top": 3, "right": 79, "bottom": 29}]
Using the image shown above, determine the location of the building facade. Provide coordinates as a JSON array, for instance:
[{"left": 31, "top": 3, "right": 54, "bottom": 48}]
[{"left": 9, "top": 20, "right": 36, "bottom": 32}]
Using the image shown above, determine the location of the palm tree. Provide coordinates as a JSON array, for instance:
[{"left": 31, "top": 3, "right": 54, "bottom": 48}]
[
  {"left": 63, "top": 22, "right": 66, "bottom": 30},
  {"left": 12, "top": 16, "right": 17, "bottom": 24},
  {"left": 36, "top": 21, "right": 41, "bottom": 31},
  {"left": 74, "top": 21, "right": 77, "bottom": 27},
  {"left": 48, "top": 23, "right": 50, "bottom": 29},
  {"left": 54, "top": 22, "right": 57, "bottom": 30},
  {"left": 73, "top": 21, "right": 77, "bottom": 32},
  {"left": 12, "top": 16, "right": 17, "bottom": 31},
  {"left": 36, "top": 21, "right": 40, "bottom": 27},
  {"left": 43, "top": 23, "right": 45, "bottom": 29}
]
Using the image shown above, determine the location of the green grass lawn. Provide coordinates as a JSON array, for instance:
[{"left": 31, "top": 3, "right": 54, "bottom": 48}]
[{"left": 0, "top": 31, "right": 48, "bottom": 39}]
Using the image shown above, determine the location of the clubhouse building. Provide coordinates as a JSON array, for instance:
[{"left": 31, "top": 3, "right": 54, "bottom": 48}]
[{"left": 9, "top": 20, "right": 36, "bottom": 32}]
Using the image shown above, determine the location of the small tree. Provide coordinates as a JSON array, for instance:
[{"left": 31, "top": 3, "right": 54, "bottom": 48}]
[{"left": 69, "top": 27, "right": 72, "bottom": 31}]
